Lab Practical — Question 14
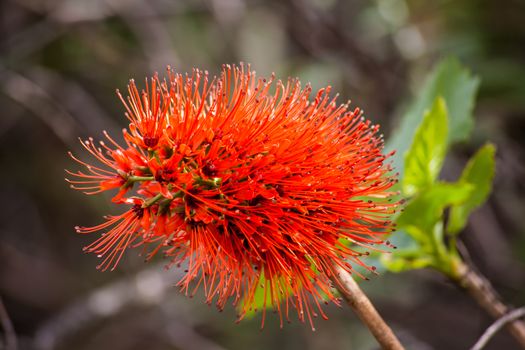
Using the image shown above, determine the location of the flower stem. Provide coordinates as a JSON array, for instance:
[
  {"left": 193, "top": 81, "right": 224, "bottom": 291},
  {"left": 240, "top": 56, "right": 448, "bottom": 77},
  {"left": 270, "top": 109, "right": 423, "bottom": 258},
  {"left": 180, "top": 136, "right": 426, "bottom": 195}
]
[
  {"left": 143, "top": 193, "right": 164, "bottom": 207},
  {"left": 471, "top": 307, "right": 525, "bottom": 350},
  {"left": 330, "top": 262, "right": 404, "bottom": 350},
  {"left": 128, "top": 176, "right": 155, "bottom": 182},
  {"left": 452, "top": 260, "right": 525, "bottom": 348}
]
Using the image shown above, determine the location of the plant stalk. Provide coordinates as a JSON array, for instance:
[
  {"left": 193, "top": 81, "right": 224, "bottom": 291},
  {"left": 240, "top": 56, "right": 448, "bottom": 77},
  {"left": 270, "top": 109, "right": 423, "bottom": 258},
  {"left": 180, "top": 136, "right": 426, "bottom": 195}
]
[
  {"left": 453, "top": 260, "right": 525, "bottom": 348},
  {"left": 330, "top": 262, "right": 404, "bottom": 350}
]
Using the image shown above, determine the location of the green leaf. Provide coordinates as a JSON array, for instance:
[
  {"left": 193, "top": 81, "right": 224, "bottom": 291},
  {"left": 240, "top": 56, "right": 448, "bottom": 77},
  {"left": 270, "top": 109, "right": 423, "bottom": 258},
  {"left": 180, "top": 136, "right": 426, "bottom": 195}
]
[
  {"left": 386, "top": 57, "right": 480, "bottom": 177},
  {"left": 403, "top": 97, "right": 449, "bottom": 196},
  {"left": 448, "top": 144, "right": 496, "bottom": 234},
  {"left": 381, "top": 248, "right": 434, "bottom": 272},
  {"left": 397, "top": 182, "right": 474, "bottom": 243}
]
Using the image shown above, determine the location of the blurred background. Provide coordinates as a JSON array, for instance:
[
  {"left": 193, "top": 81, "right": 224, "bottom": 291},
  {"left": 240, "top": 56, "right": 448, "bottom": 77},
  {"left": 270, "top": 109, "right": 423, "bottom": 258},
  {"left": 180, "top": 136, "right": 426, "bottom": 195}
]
[{"left": 1, "top": 0, "right": 525, "bottom": 349}]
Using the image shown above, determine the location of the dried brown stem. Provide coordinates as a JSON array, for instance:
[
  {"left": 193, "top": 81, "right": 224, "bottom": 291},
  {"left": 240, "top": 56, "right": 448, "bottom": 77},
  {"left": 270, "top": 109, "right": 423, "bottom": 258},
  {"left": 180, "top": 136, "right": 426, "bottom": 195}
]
[
  {"left": 330, "top": 263, "right": 404, "bottom": 350},
  {"left": 454, "top": 260, "right": 525, "bottom": 348}
]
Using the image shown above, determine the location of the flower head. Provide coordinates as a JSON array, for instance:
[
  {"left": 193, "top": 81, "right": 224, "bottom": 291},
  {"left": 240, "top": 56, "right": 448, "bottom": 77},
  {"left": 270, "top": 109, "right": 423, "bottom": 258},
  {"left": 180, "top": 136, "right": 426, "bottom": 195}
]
[{"left": 67, "top": 64, "right": 398, "bottom": 329}]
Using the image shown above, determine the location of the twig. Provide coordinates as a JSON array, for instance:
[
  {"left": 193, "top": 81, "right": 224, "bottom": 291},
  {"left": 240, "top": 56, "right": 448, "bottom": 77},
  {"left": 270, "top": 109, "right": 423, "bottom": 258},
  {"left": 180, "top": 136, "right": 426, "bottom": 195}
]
[
  {"left": 330, "top": 262, "right": 405, "bottom": 350},
  {"left": 454, "top": 260, "right": 525, "bottom": 348},
  {"left": 471, "top": 307, "right": 525, "bottom": 350},
  {"left": 0, "top": 296, "right": 17, "bottom": 350}
]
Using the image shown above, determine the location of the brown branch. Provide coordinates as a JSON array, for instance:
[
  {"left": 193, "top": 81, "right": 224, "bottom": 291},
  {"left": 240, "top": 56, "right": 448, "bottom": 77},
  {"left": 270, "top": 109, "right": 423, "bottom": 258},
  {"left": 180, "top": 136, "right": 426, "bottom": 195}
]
[
  {"left": 0, "top": 296, "right": 17, "bottom": 350},
  {"left": 454, "top": 260, "right": 525, "bottom": 348},
  {"left": 471, "top": 307, "right": 525, "bottom": 350},
  {"left": 330, "top": 262, "right": 405, "bottom": 350}
]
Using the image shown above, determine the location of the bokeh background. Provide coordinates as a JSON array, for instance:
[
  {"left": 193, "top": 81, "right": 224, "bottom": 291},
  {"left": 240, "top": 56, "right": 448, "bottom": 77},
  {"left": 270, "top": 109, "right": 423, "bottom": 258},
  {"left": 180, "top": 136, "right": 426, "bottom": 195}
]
[{"left": 1, "top": 0, "right": 525, "bottom": 349}]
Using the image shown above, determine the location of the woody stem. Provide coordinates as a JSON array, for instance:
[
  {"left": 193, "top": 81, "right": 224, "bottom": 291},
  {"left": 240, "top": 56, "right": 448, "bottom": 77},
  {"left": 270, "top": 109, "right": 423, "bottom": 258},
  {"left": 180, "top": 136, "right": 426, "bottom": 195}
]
[
  {"left": 452, "top": 260, "right": 525, "bottom": 348},
  {"left": 330, "top": 262, "right": 404, "bottom": 350}
]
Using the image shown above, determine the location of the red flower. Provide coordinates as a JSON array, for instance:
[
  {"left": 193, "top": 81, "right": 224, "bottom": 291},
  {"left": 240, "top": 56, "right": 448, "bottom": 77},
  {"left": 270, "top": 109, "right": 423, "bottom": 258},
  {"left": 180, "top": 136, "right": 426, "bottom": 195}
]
[
  {"left": 118, "top": 76, "right": 168, "bottom": 150},
  {"left": 67, "top": 64, "right": 398, "bottom": 329}
]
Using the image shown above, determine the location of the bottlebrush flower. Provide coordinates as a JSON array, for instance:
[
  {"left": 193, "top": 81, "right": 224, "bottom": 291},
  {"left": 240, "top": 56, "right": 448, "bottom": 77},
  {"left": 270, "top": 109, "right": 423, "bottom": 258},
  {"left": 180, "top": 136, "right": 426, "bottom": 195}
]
[{"left": 67, "top": 64, "right": 398, "bottom": 329}]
